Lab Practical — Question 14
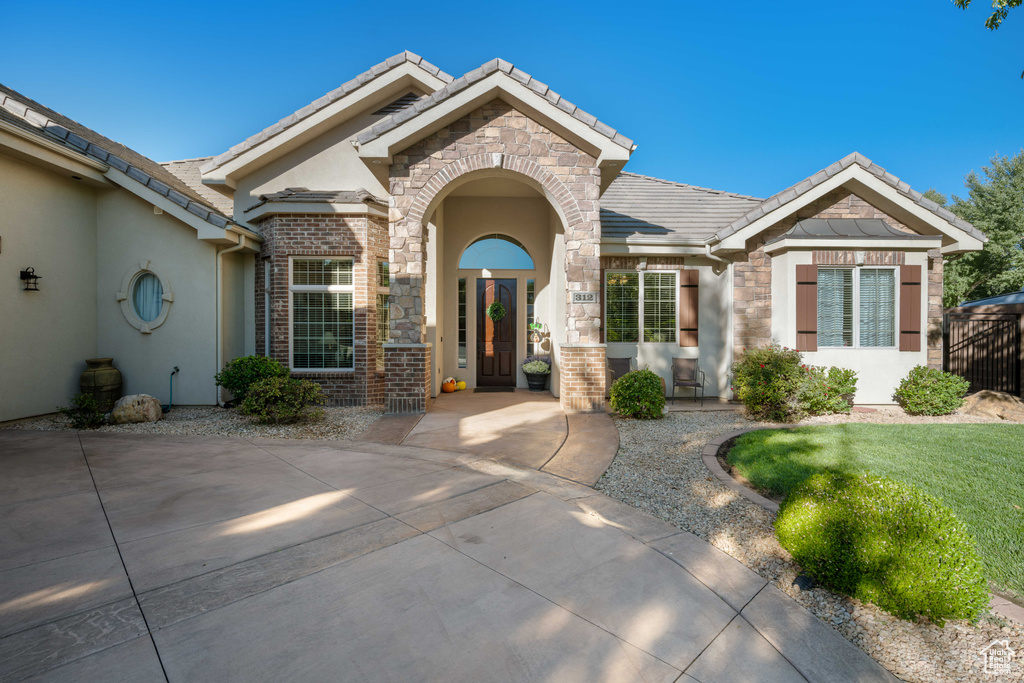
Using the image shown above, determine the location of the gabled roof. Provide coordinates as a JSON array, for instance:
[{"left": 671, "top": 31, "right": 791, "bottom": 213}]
[
  {"left": 356, "top": 57, "right": 633, "bottom": 152},
  {"left": 601, "top": 172, "right": 762, "bottom": 242},
  {"left": 201, "top": 51, "right": 453, "bottom": 175},
  {"left": 715, "top": 152, "right": 986, "bottom": 247},
  {"left": 0, "top": 83, "right": 241, "bottom": 234}
]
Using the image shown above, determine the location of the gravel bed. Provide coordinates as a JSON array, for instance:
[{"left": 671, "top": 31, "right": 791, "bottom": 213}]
[
  {"left": 597, "top": 408, "right": 1023, "bottom": 682},
  {"left": 1, "top": 405, "right": 383, "bottom": 440}
]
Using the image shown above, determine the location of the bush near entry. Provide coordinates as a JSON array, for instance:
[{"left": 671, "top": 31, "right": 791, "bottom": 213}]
[
  {"left": 775, "top": 471, "right": 989, "bottom": 626},
  {"left": 215, "top": 355, "right": 291, "bottom": 403},
  {"left": 240, "top": 377, "right": 325, "bottom": 424},
  {"left": 610, "top": 368, "right": 665, "bottom": 419}
]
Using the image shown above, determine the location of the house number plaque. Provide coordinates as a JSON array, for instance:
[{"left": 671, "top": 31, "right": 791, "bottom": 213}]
[{"left": 571, "top": 292, "right": 598, "bottom": 304}]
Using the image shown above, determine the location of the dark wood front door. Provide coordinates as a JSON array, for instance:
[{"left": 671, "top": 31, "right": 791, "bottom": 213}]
[{"left": 477, "top": 278, "right": 517, "bottom": 386}]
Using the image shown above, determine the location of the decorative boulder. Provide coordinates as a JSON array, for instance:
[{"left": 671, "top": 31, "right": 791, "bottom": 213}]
[
  {"left": 111, "top": 394, "right": 163, "bottom": 424},
  {"left": 961, "top": 390, "right": 1024, "bottom": 422}
]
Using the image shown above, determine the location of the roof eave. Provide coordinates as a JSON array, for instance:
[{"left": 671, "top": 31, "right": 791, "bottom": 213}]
[
  {"left": 355, "top": 71, "right": 632, "bottom": 189},
  {"left": 712, "top": 164, "right": 985, "bottom": 255},
  {"left": 201, "top": 61, "right": 450, "bottom": 187}
]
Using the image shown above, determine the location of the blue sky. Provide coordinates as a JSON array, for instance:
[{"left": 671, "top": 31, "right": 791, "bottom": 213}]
[{"left": 3, "top": 0, "right": 1021, "bottom": 200}]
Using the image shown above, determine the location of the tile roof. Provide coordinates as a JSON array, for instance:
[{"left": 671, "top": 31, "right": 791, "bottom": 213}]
[
  {"left": 716, "top": 152, "right": 986, "bottom": 243},
  {"left": 245, "top": 187, "right": 387, "bottom": 212},
  {"left": 600, "top": 172, "right": 762, "bottom": 242},
  {"left": 355, "top": 58, "right": 634, "bottom": 151},
  {"left": 765, "top": 218, "right": 936, "bottom": 244},
  {"left": 159, "top": 156, "right": 235, "bottom": 215},
  {"left": 0, "top": 83, "right": 235, "bottom": 231},
  {"left": 201, "top": 52, "right": 453, "bottom": 175}
]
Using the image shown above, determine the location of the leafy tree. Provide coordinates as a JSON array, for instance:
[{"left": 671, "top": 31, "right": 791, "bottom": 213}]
[
  {"left": 923, "top": 188, "right": 949, "bottom": 206},
  {"left": 943, "top": 150, "right": 1024, "bottom": 306},
  {"left": 953, "top": 0, "right": 1023, "bottom": 76},
  {"left": 954, "top": 0, "right": 1021, "bottom": 30}
]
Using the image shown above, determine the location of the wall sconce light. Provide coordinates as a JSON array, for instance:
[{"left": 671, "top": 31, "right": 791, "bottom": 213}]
[{"left": 20, "top": 267, "right": 41, "bottom": 291}]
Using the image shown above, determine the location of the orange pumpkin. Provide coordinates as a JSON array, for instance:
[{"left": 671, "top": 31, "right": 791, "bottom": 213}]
[{"left": 441, "top": 379, "right": 457, "bottom": 393}]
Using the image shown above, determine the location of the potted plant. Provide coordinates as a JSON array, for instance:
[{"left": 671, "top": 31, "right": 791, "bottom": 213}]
[{"left": 522, "top": 355, "right": 551, "bottom": 391}]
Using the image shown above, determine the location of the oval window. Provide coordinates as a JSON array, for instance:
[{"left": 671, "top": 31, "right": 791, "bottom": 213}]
[{"left": 132, "top": 272, "right": 164, "bottom": 323}]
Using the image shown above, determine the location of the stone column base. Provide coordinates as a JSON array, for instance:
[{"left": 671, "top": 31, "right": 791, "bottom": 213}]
[
  {"left": 559, "top": 344, "right": 607, "bottom": 413},
  {"left": 384, "top": 343, "right": 432, "bottom": 414}
]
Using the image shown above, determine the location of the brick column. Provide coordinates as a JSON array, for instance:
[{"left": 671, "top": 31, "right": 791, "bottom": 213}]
[
  {"left": 384, "top": 343, "right": 431, "bottom": 414},
  {"left": 559, "top": 344, "right": 606, "bottom": 413},
  {"left": 927, "top": 250, "right": 944, "bottom": 370}
]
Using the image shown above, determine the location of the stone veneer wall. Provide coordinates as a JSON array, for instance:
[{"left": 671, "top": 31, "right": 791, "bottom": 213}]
[
  {"left": 255, "top": 212, "right": 389, "bottom": 406},
  {"left": 386, "top": 99, "right": 607, "bottom": 411},
  {"left": 732, "top": 189, "right": 943, "bottom": 368}
]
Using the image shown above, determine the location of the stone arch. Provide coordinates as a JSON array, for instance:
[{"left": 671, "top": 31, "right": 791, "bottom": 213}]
[{"left": 405, "top": 153, "right": 582, "bottom": 231}]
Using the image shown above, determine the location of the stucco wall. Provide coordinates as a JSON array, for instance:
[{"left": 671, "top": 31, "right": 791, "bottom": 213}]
[
  {"left": 772, "top": 249, "right": 931, "bottom": 404},
  {"left": 220, "top": 250, "right": 248, "bottom": 401},
  {"left": 96, "top": 190, "right": 218, "bottom": 405},
  {"left": 233, "top": 86, "right": 431, "bottom": 221},
  {"left": 440, "top": 194, "right": 557, "bottom": 391},
  {"left": 0, "top": 153, "right": 98, "bottom": 421},
  {"left": 601, "top": 257, "right": 732, "bottom": 398}
]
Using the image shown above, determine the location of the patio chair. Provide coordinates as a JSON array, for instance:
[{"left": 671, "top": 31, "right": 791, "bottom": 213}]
[
  {"left": 607, "top": 357, "right": 634, "bottom": 395},
  {"left": 672, "top": 358, "right": 706, "bottom": 406}
]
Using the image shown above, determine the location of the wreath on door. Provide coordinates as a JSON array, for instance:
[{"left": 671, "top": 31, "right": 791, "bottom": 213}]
[{"left": 486, "top": 301, "right": 507, "bottom": 322}]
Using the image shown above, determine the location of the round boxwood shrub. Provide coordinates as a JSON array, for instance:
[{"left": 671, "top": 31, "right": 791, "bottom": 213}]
[
  {"left": 775, "top": 471, "right": 988, "bottom": 625},
  {"left": 239, "top": 377, "right": 325, "bottom": 424},
  {"left": 893, "top": 365, "right": 971, "bottom": 416},
  {"left": 215, "top": 355, "right": 291, "bottom": 403},
  {"left": 610, "top": 368, "right": 665, "bottom": 419}
]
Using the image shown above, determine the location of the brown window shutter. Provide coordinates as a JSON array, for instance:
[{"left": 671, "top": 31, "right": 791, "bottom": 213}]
[
  {"left": 679, "top": 270, "right": 699, "bottom": 346},
  {"left": 899, "top": 265, "right": 922, "bottom": 351},
  {"left": 795, "top": 265, "right": 818, "bottom": 352}
]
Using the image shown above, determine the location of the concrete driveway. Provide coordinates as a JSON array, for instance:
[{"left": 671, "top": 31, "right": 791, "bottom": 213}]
[{"left": 0, "top": 429, "right": 896, "bottom": 682}]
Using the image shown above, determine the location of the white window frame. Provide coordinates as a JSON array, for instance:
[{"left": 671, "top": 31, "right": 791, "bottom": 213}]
[
  {"left": 817, "top": 265, "right": 899, "bottom": 350},
  {"left": 604, "top": 269, "right": 679, "bottom": 345},
  {"left": 288, "top": 256, "right": 355, "bottom": 372},
  {"left": 375, "top": 260, "right": 389, "bottom": 371}
]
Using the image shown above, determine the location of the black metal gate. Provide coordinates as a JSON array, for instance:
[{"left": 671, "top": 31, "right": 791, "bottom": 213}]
[{"left": 944, "top": 313, "right": 1021, "bottom": 395}]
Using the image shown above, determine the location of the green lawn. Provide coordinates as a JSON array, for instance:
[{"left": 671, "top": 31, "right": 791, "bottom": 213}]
[{"left": 727, "top": 424, "right": 1024, "bottom": 600}]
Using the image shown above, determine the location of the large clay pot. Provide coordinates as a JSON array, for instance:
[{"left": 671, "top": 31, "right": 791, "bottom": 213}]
[
  {"left": 80, "top": 358, "right": 122, "bottom": 412},
  {"left": 525, "top": 372, "right": 549, "bottom": 392}
]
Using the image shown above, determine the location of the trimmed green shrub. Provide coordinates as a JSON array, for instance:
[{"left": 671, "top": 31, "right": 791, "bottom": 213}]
[
  {"left": 798, "top": 365, "right": 858, "bottom": 415},
  {"left": 893, "top": 366, "right": 970, "bottom": 416},
  {"left": 732, "top": 343, "right": 805, "bottom": 422},
  {"left": 215, "top": 355, "right": 291, "bottom": 403},
  {"left": 56, "top": 393, "right": 107, "bottom": 429},
  {"left": 610, "top": 368, "right": 665, "bottom": 419},
  {"left": 239, "top": 377, "right": 325, "bottom": 424},
  {"left": 776, "top": 471, "right": 988, "bottom": 625}
]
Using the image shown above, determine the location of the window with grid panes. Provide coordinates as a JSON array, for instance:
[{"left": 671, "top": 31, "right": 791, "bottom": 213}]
[
  {"left": 605, "top": 271, "right": 679, "bottom": 343},
  {"left": 290, "top": 259, "right": 354, "bottom": 369},
  {"left": 817, "top": 267, "right": 895, "bottom": 348},
  {"left": 526, "top": 279, "right": 535, "bottom": 355},
  {"left": 458, "top": 278, "right": 467, "bottom": 367}
]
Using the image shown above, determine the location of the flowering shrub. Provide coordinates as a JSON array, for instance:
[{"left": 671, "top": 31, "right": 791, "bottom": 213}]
[
  {"left": 776, "top": 471, "right": 988, "bottom": 625},
  {"left": 733, "top": 343, "right": 858, "bottom": 421},
  {"left": 731, "top": 343, "right": 805, "bottom": 421},
  {"left": 521, "top": 356, "right": 551, "bottom": 374}
]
